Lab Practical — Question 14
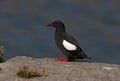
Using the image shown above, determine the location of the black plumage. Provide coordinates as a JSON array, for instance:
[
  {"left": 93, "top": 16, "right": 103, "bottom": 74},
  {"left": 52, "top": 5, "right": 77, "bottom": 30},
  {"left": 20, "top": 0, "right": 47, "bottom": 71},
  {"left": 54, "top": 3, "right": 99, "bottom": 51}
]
[{"left": 47, "top": 20, "right": 91, "bottom": 61}]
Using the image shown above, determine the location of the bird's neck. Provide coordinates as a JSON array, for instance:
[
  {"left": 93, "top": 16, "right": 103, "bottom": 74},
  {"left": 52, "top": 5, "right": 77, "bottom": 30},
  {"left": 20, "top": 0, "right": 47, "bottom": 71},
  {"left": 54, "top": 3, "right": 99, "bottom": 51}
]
[{"left": 55, "top": 26, "right": 66, "bottom": 32}]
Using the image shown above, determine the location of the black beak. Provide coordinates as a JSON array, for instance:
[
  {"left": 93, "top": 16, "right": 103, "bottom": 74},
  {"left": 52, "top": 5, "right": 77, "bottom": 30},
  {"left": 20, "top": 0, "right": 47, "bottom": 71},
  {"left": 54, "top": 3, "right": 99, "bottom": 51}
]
[{"left": 46, "top": 23, "right": 53, "bottom": 27}]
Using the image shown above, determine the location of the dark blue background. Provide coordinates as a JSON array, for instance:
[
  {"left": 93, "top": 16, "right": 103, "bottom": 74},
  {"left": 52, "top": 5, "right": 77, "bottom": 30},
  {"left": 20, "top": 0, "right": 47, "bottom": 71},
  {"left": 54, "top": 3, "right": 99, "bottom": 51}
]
[{"left": 0, "top": 0, "right": 120, "bottom": 64}]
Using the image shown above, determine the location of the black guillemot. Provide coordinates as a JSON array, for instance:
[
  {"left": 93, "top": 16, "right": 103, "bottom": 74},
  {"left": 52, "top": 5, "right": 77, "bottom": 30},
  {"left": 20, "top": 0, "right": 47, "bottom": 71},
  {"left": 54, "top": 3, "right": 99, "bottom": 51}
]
[{"left": 47, "top": 20, "right": 91, "bottom": 62}]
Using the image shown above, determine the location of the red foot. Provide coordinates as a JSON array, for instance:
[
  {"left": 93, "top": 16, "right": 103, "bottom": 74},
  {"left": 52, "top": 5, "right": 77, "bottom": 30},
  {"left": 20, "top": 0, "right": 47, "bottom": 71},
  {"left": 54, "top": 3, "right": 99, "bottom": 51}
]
[{"left": 55, "top": 57, "right": 68, "bottom": 62}]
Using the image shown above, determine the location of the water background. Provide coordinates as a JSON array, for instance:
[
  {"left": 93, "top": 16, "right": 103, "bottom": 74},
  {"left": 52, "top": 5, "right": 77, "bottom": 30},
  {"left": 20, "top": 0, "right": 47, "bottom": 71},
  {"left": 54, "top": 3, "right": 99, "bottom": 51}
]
[{"left": 0, "top": 0, "right": 120, "bottom": 64}]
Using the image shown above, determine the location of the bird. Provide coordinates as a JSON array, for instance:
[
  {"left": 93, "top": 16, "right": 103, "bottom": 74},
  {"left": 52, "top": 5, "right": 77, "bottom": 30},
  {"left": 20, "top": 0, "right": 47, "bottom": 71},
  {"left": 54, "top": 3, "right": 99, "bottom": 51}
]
[{"left": 47, "top": 20, "right": 91, "bottom": 62}]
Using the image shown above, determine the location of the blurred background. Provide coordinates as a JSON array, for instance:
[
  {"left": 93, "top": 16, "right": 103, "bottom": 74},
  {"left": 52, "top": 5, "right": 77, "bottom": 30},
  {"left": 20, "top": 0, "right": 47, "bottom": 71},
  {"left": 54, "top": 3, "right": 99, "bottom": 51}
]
[{"left": 0, "top": 0, "right": 120, "bottom": 64}]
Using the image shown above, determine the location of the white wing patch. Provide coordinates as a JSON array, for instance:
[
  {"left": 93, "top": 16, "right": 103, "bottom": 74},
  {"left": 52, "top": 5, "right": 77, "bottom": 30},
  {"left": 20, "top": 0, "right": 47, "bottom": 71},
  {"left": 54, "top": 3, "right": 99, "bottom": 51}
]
[{"left": 63, "top": 40, "right": 77, "bottom": 51}]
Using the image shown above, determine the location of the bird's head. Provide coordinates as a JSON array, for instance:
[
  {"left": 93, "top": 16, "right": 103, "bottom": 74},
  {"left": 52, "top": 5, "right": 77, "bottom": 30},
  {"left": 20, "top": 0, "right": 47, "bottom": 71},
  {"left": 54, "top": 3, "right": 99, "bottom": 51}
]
[{"left": 47, "top": 21, "right": 65, "bottom": 28}]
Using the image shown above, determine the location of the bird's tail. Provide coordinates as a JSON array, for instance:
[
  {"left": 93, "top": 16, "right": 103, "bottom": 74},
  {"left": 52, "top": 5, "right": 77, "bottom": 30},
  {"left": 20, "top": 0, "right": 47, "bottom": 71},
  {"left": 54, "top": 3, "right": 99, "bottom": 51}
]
[
  {"left": 86, "top": 56, "right": 92, "bottom": 59},
  {"left": 80, "top": 49, "right": 91, "bottom": 59}
]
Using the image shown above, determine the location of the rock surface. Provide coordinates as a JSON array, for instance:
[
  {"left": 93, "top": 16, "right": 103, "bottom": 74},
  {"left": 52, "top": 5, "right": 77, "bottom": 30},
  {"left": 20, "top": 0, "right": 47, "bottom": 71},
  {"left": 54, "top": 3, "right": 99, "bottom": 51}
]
[{"left": 0, "top": 56, "right": 120, "bottom": 81}]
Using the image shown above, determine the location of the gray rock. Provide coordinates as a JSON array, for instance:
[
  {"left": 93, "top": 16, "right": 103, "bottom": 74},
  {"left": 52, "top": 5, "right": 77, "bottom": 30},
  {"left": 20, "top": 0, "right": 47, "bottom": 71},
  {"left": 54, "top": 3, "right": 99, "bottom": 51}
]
[{"left": 0, "top": 56, "right": 120, "bottom": 81}]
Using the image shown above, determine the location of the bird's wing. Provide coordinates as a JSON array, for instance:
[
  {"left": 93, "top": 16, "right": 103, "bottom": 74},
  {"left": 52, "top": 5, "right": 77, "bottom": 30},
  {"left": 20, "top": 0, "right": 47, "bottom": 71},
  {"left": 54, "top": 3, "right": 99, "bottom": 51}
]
[
  {"left": 62, "top": 32, "right": 91, "bottom": 59},
  {"left": 62, "top": 32, "right": 79, "bottom": 46}
]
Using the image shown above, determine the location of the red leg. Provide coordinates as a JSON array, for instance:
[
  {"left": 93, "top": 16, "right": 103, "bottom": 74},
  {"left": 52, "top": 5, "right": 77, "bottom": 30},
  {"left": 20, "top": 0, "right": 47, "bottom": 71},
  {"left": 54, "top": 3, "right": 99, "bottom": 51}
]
[{"left": 55, "top": 57, "right": 68, "bottom": 62}]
